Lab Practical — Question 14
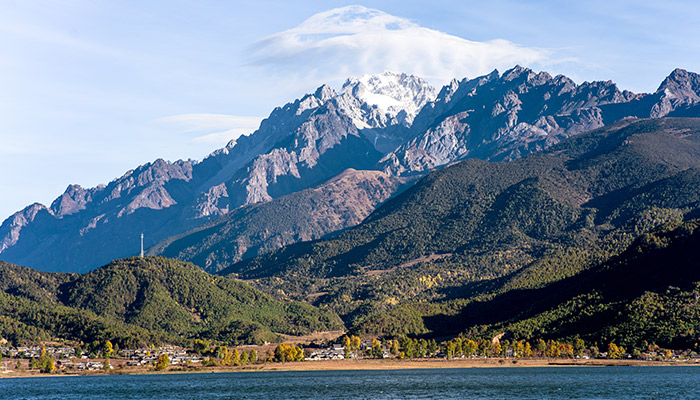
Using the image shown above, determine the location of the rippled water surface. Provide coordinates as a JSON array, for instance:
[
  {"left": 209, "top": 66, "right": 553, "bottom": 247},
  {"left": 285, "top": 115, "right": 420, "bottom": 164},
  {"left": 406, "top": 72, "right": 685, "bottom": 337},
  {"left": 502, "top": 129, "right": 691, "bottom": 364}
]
[{"left": 2, "top": 366, "right": 699, "bottom": 399}]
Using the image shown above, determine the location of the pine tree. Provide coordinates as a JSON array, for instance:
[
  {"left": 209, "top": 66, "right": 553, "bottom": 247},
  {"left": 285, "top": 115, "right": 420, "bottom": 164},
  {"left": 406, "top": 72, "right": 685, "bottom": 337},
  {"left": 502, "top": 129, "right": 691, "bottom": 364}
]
[
  {"left": 574, "top": 338, "right": 585, "bottom": 358},
  {"left": 193, "top": 339, "right": 210, "bottom": 355},
  {"left": 536, "top": 339, "right": 547, "bottom": 357},
  {"left": 427, "top": 339, "right": 438, "bottom": 356}
]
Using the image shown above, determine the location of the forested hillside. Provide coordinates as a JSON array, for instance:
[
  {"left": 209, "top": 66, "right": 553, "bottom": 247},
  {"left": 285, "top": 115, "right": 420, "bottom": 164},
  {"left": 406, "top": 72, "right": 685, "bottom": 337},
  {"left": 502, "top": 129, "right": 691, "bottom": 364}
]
[
  {"left": 0, "top": 257, "right": 342, "bottom": 348},
  {"left": 221, "top": 118, "right": 700, "bottom": 347}
]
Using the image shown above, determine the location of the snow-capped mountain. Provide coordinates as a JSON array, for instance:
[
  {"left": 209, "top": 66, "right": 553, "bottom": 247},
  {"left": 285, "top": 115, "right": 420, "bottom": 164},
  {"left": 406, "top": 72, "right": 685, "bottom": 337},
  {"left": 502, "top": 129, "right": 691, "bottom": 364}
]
[
  {"left": 338, "top": 71, "right": 436, "bottom": 128},
  {"left": 1, "top": 67, "right": 699, "bottom": 274},
  {"left": 0, "top": 72, "right": 427, "bottom": 273},
  {"left": 381, "top": 66, "right": 700, "bottom": 175}
]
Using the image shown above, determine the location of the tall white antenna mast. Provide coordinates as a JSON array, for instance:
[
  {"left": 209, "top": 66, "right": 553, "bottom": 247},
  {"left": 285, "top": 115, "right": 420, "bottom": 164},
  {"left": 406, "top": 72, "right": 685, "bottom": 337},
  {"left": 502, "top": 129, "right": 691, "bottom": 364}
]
[{"left": 140, "top": 233, "right": 144, "bottom": 258}]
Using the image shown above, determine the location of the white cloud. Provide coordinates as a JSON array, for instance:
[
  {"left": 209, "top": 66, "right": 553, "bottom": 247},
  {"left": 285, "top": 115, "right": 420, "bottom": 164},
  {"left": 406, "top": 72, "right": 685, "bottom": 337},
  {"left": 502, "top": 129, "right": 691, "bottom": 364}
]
[
  {"left": 0, "top": 16, "right": 128, "bottom": 60},
  {"left": 247, "top": 5, "right": 557, "bottom": 85},
  {"left": 155, "top": 114, "right": 263, "bottom": 145}
]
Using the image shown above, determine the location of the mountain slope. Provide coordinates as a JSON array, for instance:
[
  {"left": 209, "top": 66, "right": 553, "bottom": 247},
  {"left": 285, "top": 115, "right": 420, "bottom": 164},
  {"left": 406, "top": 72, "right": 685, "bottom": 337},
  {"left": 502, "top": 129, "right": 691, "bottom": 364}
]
[
  {"left": 2, "top": 68, "right": 699, "bottom": 275},
  {"left": 417, "top": 219, "right": 700, "bottom": 349},
  {"left": 220, "top": 118, "right": 700, "bottom": 329},
  {"left": 149, "top": 169, "right": 408, "bottom": 273},
  {"left": 0, "top": 73, "right": 434, "bottom": 273}
]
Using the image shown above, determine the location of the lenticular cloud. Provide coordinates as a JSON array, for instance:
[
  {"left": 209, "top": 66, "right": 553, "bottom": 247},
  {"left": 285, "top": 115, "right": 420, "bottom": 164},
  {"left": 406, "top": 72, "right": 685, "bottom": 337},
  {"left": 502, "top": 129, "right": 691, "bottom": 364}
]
[{"left": 248, "top": 5, "right": 553, "bottom": 84}]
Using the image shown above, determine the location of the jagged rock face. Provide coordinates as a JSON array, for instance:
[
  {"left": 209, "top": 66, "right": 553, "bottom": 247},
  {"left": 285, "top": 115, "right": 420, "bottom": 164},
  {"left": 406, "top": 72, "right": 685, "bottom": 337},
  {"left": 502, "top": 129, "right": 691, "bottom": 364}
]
[
  {"left": 650, "top": 68, "right": 700, "bottom": 118},
  {"left": 0, "top": 204, "right": 50, "bottom": 253},
  {"left": 1, "top": 67, "right": 698, "bottom": 273},
  {"left": 193, "top": 183, "right": 229, "bottom": 218},
  {"left": 382, "top": 66, "right": 700, "bottom": 175},
  {"left": 50, "top": 184, "right": 92, "bottom": 217},
  {"left": 215, "top": 92, "right": 383, "bottom": 208},
  {"left": 0, "top": 73, "right": 418, "bottom": 273},
  {"left": 0, "top": 159, "right": 196, "bottom": 272},
  {"left": 150, "top": 168, "right": 407, "bottom": 273}
]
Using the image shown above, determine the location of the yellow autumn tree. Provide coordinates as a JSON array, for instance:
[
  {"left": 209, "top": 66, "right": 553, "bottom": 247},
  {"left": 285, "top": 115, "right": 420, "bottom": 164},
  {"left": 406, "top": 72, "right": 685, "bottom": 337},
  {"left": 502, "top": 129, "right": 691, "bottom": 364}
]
[
  {"left": 232, "top": 348, "right": 241, "bottom": 366},
  {"left": 103, "top": 341, "right": 114, "bottom": 358},
  {"left": 154, "top": 354, "right": 169, "bottom": 371},
  {"left": 274, "top": 344, "right": 305, "bottom": 362},
  {"left": 607, "top": 343, "right": 622, "bottom": 359},
  {"left": 351, "top": 336, "right": 362, "bottom": 352}
]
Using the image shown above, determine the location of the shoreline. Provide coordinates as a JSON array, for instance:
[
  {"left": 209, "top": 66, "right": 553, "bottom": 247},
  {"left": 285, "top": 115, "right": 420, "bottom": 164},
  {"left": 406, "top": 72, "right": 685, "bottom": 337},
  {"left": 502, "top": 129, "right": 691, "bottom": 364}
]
[{"left": 2, "top": 357, "right": 697, "bottom": 379}]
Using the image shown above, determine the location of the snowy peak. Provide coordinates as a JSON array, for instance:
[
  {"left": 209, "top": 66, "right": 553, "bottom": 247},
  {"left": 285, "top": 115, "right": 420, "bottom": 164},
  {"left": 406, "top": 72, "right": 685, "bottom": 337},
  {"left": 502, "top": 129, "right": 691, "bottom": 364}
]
[{"left": 341, "top": 71, "right": 436, "bottom": 125}]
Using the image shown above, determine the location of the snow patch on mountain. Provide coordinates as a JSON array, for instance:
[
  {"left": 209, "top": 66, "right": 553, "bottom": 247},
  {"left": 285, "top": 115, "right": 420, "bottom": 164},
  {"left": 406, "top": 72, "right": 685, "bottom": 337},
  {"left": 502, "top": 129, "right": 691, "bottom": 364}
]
[{"left": 340, "top": 71, "right": 436, "bottom": 127}]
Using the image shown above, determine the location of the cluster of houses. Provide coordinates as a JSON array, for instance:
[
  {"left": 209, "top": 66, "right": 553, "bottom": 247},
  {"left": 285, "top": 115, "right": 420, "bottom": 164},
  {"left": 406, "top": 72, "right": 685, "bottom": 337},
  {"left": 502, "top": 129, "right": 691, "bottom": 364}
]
[
  {"left": 304, "top": 342, "right": 391, "bottom": 361},
  {"left": 305, "top": 344, "right": 348, "bottom": 361},
  {"left": 56, "top": 360, "right": 107, "bottom": 371},
  {"left": 0, "top": 346, "right": 75, "bottom": 359},
  {"left": 0, "top": 345, "right": 204, "bottom": 370},
  {"left": 121, "top": 346, "right": 204, "bottom": 366}
]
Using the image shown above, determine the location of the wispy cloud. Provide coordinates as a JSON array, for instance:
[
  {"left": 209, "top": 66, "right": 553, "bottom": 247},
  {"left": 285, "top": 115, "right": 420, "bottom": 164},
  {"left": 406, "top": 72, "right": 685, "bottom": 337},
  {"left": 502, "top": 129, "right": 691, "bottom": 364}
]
[
  {"left": 155, "top": 114, "right": 263, "bottom": 145},
  {"left": 247, "top": 5, "right": 558, "bottom": 85},
  {"left": 0, "top": 16, "right": 128, "bottom": 60}
]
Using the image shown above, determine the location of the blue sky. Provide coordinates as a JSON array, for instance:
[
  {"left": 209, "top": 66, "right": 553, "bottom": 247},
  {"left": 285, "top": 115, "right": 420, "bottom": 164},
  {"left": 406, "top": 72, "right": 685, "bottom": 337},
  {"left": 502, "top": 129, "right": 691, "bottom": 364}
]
[{"left": 1, "top": 0, "right": 699, "bottom": 220}]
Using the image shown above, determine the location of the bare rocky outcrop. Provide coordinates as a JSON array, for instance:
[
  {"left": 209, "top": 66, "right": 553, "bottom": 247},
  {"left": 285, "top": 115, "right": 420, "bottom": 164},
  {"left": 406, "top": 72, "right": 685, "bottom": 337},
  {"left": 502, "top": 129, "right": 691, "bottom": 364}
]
[
  {"left": 650, "top": 68, "right": 700, "bottom": 118},
  {"left": 0, "top": 204, "right": 50, "bottom": 253}
]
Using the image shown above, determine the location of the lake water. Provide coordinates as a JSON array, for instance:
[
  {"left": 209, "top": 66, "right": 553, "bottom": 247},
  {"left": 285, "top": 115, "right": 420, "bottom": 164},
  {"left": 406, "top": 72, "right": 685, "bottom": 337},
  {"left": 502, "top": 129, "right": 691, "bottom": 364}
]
[{"left": 2, "top": 366, "right": 699, "bottom": 399}]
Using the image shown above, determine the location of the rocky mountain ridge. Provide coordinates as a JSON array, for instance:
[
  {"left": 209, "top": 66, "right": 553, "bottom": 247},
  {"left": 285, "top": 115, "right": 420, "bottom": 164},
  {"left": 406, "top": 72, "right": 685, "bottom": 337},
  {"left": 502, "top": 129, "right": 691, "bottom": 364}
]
[
  {"left": 0, "top": 72, "right": 433, "bottom": 273},
  {"left": 2, "top": 67, "right": 699, "bottom": 273},
  {"left": 381, "top": 66, "right": 700, "bottom": 175}
]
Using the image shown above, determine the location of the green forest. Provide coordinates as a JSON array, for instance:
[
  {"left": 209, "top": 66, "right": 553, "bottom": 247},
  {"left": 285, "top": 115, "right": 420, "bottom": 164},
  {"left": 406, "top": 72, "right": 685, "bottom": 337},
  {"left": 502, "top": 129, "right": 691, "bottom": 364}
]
[{"left": 0, "top": 257, "right": 342, "bottom": 348}]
